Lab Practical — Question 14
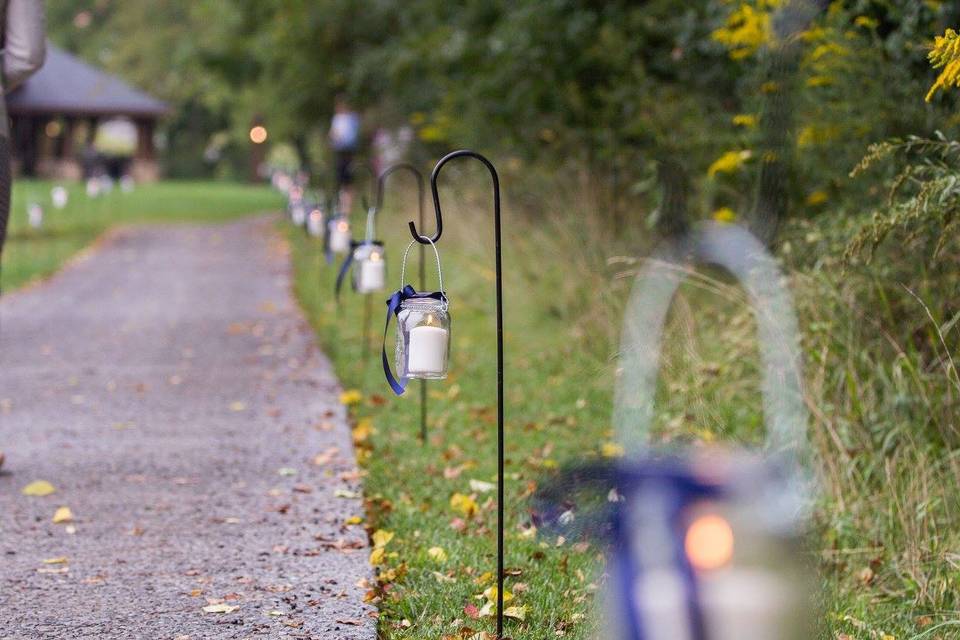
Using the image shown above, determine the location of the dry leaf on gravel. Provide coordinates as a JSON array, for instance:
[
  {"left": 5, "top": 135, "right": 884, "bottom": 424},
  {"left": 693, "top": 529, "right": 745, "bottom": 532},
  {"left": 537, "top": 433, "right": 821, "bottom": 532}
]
[
  {"left": 52, "top": 506, "right": 74, "bottom": 523},
  {"left": 22, "top": 480, "right": 56, "bottom": 496},
  {"left": 202, "top": 604, "right": 239, "bottom": 614}
]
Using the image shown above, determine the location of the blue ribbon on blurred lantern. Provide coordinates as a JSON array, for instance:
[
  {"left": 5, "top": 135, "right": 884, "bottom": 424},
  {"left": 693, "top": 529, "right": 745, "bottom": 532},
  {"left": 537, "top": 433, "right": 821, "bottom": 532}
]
[{"left": 381, "top": 285, "right": 447, "bottom": 395}]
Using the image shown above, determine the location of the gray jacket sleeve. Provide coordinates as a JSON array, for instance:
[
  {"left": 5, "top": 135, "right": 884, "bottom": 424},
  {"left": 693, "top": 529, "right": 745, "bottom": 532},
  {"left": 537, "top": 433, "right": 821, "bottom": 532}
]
[{"left": 4, "top": 0, "right": 45, "bottom": 93}]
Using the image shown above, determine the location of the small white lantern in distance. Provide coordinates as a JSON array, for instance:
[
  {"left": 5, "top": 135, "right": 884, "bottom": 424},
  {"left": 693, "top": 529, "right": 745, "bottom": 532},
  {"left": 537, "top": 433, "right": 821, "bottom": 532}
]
[
  {"left": 328, "top": 216, "right": 352, "bottom": 254},
  {"left": 353, "top": 243, "right": 386, "bottom": 293},
  {"left": 306, "top": 207, "right": 324, "bottom": 237},
  {"left": 51, "top": 186, "right": 68, "bottom": 209},
  {"left": 27, "top": 202, "right": 43, "bottom": 229}
]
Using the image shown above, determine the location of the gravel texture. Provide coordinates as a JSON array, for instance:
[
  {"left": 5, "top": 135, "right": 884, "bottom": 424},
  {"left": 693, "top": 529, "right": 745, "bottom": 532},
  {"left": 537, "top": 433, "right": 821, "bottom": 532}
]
[{"left": 0, "top": 217, "right": 376, "bottom": 639}]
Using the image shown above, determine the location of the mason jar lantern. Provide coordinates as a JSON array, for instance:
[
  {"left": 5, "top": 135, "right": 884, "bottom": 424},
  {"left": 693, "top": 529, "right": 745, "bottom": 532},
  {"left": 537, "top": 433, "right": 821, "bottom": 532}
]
[
  {"left": 352, "top": 242, "right": 386, "bottom": 294},
  {"left": 396, "top": 297, "right": 450, "bottom": 379},
  {"left": 328, "top": 214, "right": 352, "bottom": 253},
  {"left": 306, "top": 206, "right": 324, "bottom": 237}
]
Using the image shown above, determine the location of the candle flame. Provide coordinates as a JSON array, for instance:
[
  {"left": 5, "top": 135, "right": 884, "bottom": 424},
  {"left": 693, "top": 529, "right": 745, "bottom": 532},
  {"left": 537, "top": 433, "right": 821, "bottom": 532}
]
[
  {"left": 337, "top": 221, "right": 349, "bottom": 232},
  {"left": 424, "top": 313, "right": 437, "bottom": 326},
  {"left": 685, "top": 514, "right": 734, "bottom": 571},
  {"left": 310, "top": 209, "right": 321, "bottom": 220},
  {"left": 369, "top": 251, "right": 381, "bottom": 262}
]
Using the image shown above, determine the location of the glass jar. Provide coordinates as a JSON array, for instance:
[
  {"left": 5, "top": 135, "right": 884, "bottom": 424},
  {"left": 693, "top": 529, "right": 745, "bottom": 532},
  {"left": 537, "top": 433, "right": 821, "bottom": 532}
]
[
  {"left": 328, "top": 215, "right": 352, "bottom": 253},
  {"left": 395, "top": 297, "right": 450, "bottom": 379},
  {"left": 306, "top": 206, "right": 324, "bottom": 237},
  {"left": 290, "top": 202, "right": 306, "bottom": 227},
  {"left": 352, "top": 243, "right": 386, "bottom": 293}
]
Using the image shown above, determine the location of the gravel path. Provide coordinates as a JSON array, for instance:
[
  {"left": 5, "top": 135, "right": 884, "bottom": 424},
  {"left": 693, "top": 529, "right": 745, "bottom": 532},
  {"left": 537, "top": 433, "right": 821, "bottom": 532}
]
[{"left": 0, "top": 217, "right": 376, "bottom": 639}]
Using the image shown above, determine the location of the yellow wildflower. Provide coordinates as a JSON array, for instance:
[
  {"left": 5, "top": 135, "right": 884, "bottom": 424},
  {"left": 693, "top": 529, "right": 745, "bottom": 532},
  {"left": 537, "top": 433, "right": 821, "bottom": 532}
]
[
  {"left": 712, "top": 2, "right": 777, "bottom": 60},
  {"left": 854, "top": 16, "right": 878, "bottom": 29},
  {"left": 708, "top": 150, "right": 752, "bottom": 177},
  {"left": 450, "top": 492, "right": 479, "bottom": 518},
  {"left": 926, "top": 28, "right": 960, "bottom": 102},
  {"left": 339, "top": 389, "right": 362, "bottom": 406},
  {"left": 601, "top": 442, "right": 625, "bottom": 458},
  {"left": 732, "top": 114, "right": 758, "bottom": 128},
  {"left": 712, "top": 207, "right": 738, "bottom": 224}
]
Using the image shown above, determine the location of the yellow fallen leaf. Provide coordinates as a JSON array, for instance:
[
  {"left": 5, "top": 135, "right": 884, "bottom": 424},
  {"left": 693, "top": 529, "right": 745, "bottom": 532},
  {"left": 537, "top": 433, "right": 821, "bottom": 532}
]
[
  {"left": 52, "top": 506, "right": 74, "bottom": 524},
  {"left": 228, "top": 401, "right": 247, "bottom": 412},
  {"left": 352, "top": 418, "right": 373, "bottom": 443},
  {"left": 469, "top": 479, "right": 495, "bottom": 493},
  {"left": 339, "top": 389, "right": 362, "bottom": 406},
  {"left": 450, "top": 493, "right": 479, "bottom": 518},
  {"left": 345, "top": 516, "right": 363, "bottom": 525},
  {"left": 22, "top": 480, "right": 56, "bottom": 497},
  {"left": 202, "top": 603, "right": 239, "bottom": 614},
  {"left": 600, "top": 442, "right": 625, "bottom": 458},
  {"left": 42, "top": 557, "right": 68, "bottom": 564},
  {"left": 266, "top": 610, "right": 284, "bottom": 617},
  {"left": 503, "top": 605, "right": 527, "bottom": 621},
  {"left": 369, "top": 547, "right": 386, "bottom": 565},
  {"left": 372, "top": 529, "right": 394, "bottom": 549},
  {"left": 475, "top": 571, "right": 495, "bottom": 586},
  {"left": 427, "top": 546, "right": 447, "bottom": 563},
  {"left": 482, "top": 586, "right": 513, "bottom": 604}
]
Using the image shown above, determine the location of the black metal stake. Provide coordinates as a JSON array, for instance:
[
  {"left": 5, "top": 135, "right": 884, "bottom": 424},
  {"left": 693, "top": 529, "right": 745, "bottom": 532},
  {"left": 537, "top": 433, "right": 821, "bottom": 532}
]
[
  {"left": 410, "top": 150, "right": 504, "bottom": 638},
  {"left": 376, "top": 163, "right": 430, "bottom": 444}
]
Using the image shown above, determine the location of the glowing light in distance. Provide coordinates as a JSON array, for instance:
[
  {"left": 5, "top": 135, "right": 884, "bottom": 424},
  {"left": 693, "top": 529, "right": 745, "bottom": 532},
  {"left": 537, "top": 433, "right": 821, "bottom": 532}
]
[{"left": 249, "top": 125, "right": 268, "bottom": 144}]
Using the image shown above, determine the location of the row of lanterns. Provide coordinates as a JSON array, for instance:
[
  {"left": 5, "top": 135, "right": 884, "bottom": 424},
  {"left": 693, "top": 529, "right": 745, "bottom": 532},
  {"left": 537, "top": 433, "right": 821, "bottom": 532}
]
[
  {"left": 23, "top": 177, "right": 137, "bottom": 231},
  {"left": 271, "top": 156, "right": 814, "bottom": 639}
]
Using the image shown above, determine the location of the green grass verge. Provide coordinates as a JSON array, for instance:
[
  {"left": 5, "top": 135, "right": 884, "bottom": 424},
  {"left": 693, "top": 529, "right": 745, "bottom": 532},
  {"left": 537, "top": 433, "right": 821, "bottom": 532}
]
[
  {"left": 1, "top": 180, "right": 281, "bottom": 291},
  {"left": 288, "top": 188, "right": 959, "bottom": 640}
]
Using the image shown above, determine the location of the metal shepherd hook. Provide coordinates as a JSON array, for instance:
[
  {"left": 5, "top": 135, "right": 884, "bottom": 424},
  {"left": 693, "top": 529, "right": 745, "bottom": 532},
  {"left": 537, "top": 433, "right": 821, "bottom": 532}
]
[
  {"left": 412, "top": 149, "right": 505, "bottom": 638},
  {"left": 377, "top": 163, "right": 430, "bottom": 443}
]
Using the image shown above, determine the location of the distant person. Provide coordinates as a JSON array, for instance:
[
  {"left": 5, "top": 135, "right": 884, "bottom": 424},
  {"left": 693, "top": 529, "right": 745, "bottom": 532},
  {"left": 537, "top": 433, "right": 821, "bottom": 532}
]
[
  {"left": 328, "top": 95, "right": 360, "bottom": 213},
  {"left": 0, "top": 0, "right": 45, "bottom": 470}
]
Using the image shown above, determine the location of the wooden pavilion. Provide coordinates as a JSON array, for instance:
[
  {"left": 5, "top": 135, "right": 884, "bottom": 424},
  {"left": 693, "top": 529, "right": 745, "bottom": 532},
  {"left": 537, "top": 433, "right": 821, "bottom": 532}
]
[{"left": 7, "top": 43, "right": 168, "bottom": 181}]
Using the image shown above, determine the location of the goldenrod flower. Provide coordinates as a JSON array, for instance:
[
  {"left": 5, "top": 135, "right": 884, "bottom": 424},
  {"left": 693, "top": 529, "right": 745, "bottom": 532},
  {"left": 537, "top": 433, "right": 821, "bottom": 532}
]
[
  {"left": 712, "top": 2, "right": 779, "bottom": 60},
  {"left": 926, "top": 28, "right": 960, "bottom": 102},
  {"left": 712, "top": 207, "right": 738, "bottom": 223},
  {"left": 708, "top": 150, "right": 753, "bottom": 177}
]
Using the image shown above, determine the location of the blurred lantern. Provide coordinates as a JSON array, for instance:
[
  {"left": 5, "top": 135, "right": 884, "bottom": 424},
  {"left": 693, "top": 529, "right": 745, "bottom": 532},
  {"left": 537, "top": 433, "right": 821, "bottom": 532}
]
[
  {"left": 120, "top": 175, "right": 135, "bottom": 193},
  {"left": 51, "top": 186, "right": 68, "bottom": 209},
  {"left": 249, "top": 125, "right": 268, "bottom": 144},
  {"left": 27, "top": 202, "right": 43, "bottom": 229},
  {"left": 382, "top": 239, "right": 450, "bottom": 395},
  {"left": 533, "top": 223, "right": 815, "bottom": 640},
  {"left": 306, "top": 206, "right": 324, "bottom": 237},
  {"left": 290, "top": 202, "right": 307, "bottom": 227},
  {"left": 352, "top": 242, "right": 386, "bottom": 293},
  {"left": 327, "top": 214, "right": 352, "bottom": 254},
  {"left": 99, "top": 175, "right": 114, "bottom": 194},
  {"left": 86, "top": 177, "right": 100, "bottom": 198}
]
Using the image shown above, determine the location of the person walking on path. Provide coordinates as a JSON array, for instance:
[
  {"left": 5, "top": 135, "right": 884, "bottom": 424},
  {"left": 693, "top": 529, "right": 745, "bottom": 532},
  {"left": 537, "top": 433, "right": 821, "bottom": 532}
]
[
  {"left": 328, "top": 94, "right": 361, "bottom": 214},
  {"left": 0, "top": 0, "right": 46, "bottom": 471}
]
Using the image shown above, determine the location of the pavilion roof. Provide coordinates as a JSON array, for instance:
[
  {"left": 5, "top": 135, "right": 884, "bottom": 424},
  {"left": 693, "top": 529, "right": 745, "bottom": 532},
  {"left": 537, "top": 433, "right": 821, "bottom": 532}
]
[{"left": 7, "top": 43, "right": 168, "bottom": 119}]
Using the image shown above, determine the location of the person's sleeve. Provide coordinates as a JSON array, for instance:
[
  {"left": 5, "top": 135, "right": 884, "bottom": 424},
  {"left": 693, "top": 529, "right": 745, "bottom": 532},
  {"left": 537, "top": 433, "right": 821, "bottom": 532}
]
[{"left": 4, "top": 0, "right": 46, "bottom": 93}]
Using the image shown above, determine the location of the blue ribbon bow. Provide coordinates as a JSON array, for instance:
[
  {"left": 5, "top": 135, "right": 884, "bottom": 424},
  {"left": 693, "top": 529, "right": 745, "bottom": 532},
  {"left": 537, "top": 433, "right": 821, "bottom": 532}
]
[{"left": 382, "top": 285, "right": 447, "bottom": 395}]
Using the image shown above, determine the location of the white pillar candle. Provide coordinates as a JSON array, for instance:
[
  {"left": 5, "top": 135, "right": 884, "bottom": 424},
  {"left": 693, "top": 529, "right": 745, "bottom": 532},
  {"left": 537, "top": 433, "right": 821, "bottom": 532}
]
[
  {"left": 407, "top": 324, "right": 448, "bottom": 375},
  {"left": 329, "top": 221, "right": 351, "bottom": 253},
  {"left": 359, "top": 257, "right": 385, "bottom": 292},
  {"left": 86, "top": 178, "right": 100, "bottom": 198}
]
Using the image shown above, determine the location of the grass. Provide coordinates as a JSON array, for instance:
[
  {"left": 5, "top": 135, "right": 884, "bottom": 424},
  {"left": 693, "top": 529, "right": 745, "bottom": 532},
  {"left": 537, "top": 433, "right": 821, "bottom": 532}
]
[
  {"left": 287, "top": 177, "right": 959, "bottom": 639},
  {"left": 1, "top": 179, "right": 281, "bottom": 291}
]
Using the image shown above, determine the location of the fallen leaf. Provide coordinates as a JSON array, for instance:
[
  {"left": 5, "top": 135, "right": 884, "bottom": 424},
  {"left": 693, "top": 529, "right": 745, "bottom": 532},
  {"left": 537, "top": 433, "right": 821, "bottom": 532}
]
[
  {"left": 464, "top": 603, "right": 480, "bottom": 619},
  {"left": 42, "top": 557, "right": 69, "bottom": 564},
  {"left": 22, "top": 480, "right": 56, "bottom": 497},
  {"left": 335, "top": 489, "right": 360, "bottom": 499},
  {"left": 202, "top": 604, "right": 239, "bottom": 614},
  {"left": 52, "top": 506, "right": 74, "bottom": 524},
  {"left": 482, "top": 586, "right": 513, "bottom": 604},
  {"left": 345, "top": 516, "right": 363, "bottom": 525},
  {"left": 313, "top": 447, "right": 339, "bottom": 466},
  {"left": 601, "top": 442, "right": 625, "bottom": 458},
  {"left": 428, "top": 546, "right": 447, "bottom": 563},
  {"left": 503, "top": 605, "right": 527, "bottom": 621},
  {"left": 469, "top": 479, "right": 495, "bottom": 493},
  {"left": 370, "top": 547, "right": 386, "bottom": 565},
  {"left": 228, "top": 401, "right": 247, "bottom": 412},
  {"left": 372, "top": 530, "right": 394, "bottom": 548}
]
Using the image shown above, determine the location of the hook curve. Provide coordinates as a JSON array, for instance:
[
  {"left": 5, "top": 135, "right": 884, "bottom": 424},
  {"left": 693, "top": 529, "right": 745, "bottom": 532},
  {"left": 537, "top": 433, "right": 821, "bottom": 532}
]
[{"left": 416, "top": 149, "right": 500, "bottom": 245}]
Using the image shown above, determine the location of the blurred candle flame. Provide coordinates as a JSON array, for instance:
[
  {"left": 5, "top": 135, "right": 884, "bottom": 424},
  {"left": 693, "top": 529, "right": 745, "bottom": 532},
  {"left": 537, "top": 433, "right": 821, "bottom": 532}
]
[{"left": 685, "top": 514, "right": 734, "bottom": 571}]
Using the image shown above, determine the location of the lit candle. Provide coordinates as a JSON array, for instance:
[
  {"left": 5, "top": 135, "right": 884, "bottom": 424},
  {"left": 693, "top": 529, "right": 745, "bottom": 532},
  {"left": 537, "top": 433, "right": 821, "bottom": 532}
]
[
  {"left": 51, "top": 186, "right": 68, "bottom": 209},
  {"left": 406, "top": 314, "right": 448, "bottom": 375},
  {"left": 358, "top": 252, "right": 385, "bottom": 292},
  {"left": 329, "top": 220, "right": 351, "bottom": 253}
]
